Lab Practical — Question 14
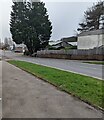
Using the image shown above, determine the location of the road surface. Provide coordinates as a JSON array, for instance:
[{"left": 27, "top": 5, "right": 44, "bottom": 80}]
[
  {"left": 2, "top": 61, "right": 102, "bottom": 118},
  {"left": 2, "top": 50, "right": 103, "bottom": 80}
]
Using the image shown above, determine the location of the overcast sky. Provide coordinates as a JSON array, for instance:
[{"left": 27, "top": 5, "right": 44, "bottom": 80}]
[{"left": 0, "top": 0, "right": 98, "bottom": 42}]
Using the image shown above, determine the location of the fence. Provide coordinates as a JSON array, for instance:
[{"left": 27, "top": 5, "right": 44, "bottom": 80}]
[{"left": 37, "top": 47, "right": 104, "bottom": 60}]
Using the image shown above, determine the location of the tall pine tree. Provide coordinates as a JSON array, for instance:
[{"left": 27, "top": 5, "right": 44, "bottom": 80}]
[
  {"left": 77, "top": 1, "right": 104, "bottom": 32},
  {"left": 10, "top": 0, "right": 52, "bottom": 54}
]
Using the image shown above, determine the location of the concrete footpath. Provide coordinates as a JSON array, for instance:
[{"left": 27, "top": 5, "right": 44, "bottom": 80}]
[
  {"left": 0, "top": 61, "right": 2, "bottom": 119},
  {"left": 2, "top": 61, "right": 103, "bottom": 118}
]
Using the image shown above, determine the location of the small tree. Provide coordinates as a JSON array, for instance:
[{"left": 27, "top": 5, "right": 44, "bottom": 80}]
[
  {"left": 10, "top": 1, "right": 52, "bottom": 55},
  {"left": 3, "top": 37, "right": 10, "bottom": 50},
  {"left": 77, "top": 1, "right": 104, "bottom": 32}
]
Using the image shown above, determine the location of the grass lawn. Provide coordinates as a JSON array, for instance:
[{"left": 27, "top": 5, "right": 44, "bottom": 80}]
[
  {"left": 83, "top": 61, "right": 104, "bottom": 65},
  {"left": 8, "top": 60, "right": 104, "bottom": 109}
]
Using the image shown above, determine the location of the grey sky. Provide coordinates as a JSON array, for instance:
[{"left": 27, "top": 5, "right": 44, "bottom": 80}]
[{"left": 0, "top": 0, "right": 98, "bottom": 42}]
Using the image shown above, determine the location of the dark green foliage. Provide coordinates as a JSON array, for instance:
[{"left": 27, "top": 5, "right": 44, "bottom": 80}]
[
  {"left": 77, "top": 1, "right": 104, "bottom": 32},
  {"left": 10, "top": 1, "right": 52, "bottom": 54}
]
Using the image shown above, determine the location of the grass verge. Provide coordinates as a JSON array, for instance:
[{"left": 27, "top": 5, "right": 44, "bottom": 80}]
[
  {"left": 83, "top": 61, "right": 104, "bottom": 65},
  {"left": 8, "top": 60, "right": 104, "bottom": 109}
]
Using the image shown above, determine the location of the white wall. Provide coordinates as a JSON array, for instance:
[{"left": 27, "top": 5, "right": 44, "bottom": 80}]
[{"left": 78, "top": 34, "right": 104, "bottom": 49}]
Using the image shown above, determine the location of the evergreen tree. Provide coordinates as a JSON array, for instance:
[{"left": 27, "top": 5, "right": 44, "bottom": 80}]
[
  {"left": 77, "top": 1, "right": 104, "bottom": 32},
  {"left": 10, "top": 1, "right": 52, "bottom": 54}
]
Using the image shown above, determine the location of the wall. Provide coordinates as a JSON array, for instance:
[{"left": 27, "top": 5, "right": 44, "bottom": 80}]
[
  {"left": 37, "top": 48, "right": 104, "bottom": 60},
  {"left": 78, "top": 34, "right": 104, "bottom": 49}
]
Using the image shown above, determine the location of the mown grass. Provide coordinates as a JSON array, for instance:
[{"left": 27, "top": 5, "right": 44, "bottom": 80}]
[
  {"left": 84, "top": 61, "right": 104, "bottom": 65},
  {"left": 8, "top": 60, "right": 104, "bottom": 109}
]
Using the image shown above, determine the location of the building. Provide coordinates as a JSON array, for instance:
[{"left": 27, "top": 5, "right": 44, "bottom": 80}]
[
  {"left": 78, "top": 29, "right": 104, "bottom": 49},
  {"left": 49, "top": 40, "right": 64, "bottom": 49},
  {"left": 49, "top": 36, "right": 77, "bottom": 49},
  {"left": 61, "top": 36, "right": 77, "bottom": 47},
  {"left": 14, "top": 43, "right": 27, "bottom": 52}
]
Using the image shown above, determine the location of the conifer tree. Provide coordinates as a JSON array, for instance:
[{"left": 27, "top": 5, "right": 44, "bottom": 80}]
[
  {"left": 77, "top": 1, "right": 104, "bottom": 32},
  {"left": 10, "top": 1, "right": 52, "bottom": 54}
]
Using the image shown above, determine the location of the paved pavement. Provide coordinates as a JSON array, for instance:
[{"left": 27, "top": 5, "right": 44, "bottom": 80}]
[
  {"left": 2, "top": 50, "right": 103, "bottom": 80},
  {"left": 2, "top": 61, "right": 103, "bottom": 118},
  {"left": 0, "top": 61, "right": 2, "bottom": 119}
]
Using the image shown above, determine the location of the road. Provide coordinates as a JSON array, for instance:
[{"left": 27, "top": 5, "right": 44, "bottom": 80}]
[
  {"left": 0, "top": 50, "right": 103, "bottom": 118},
  {"left": 2, "top": 61, "right": 102, "bottom": 118},
  {"left": 2, "top": 50, "right": 103, "bottom": 80}
]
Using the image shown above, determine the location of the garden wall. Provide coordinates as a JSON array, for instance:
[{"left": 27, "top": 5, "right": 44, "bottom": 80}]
[{"left": 37, "top": 47, "right": 104, "bottom": 60}]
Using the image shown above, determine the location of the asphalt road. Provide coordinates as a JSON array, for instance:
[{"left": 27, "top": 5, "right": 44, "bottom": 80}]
[
  {"left": 2, "top": 61, "right": 102, "bottom": 118},
  {"left": 1, "top": 50, "right": 103, "bottom": 80}
]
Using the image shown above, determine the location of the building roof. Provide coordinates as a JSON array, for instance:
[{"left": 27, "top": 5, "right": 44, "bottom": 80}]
[
  {"left": 61, "top": 36, "right": 77, "bottom": 42},
  {"left": 78, "top": 29, "right": 104, "bottom": 36},
  {"left": 68, "top": 42, "right": 77, "bottom": 46},
  {"left": 49, "top": 40, "right": 61, "bottom": 46}
]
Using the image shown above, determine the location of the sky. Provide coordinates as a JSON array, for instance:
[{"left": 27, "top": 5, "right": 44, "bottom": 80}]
[{"left": 0, "top": 0, "right": 98, "bottom": 42}]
